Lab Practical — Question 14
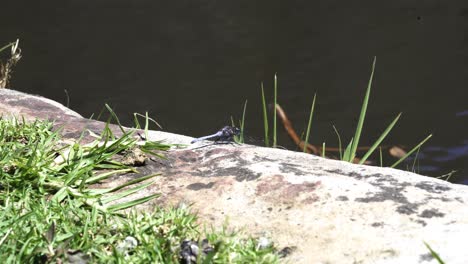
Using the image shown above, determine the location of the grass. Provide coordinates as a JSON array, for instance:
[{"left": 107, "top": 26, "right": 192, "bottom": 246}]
[
  {"left": 303, "top": 93, "right": 317, "bottom": 153},
  {"left": 0, "top": 115, "right": 279, "bottom": 263},
  {"left": 260, "top": 74, "right": 278, "bottom": 148},
  {"left": 340, "top": 57, "right": 407, "bottom": 164},
  {"left": 257, "top": 57, "right": 432, "bottom": 169}
]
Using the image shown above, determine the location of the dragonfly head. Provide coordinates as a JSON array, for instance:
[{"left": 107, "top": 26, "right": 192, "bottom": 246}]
[
  {"left": 232, "top": 127, "right": 241, "bottom": 136},
  {"left": 220, "top": 126, "right": 241, "bottom": 137}
]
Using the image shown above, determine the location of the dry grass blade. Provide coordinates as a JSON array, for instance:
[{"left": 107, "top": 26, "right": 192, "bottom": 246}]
[
  {"left": 0, "top": 39, "right": 21, "bottom": 89},
  {"left": 275, "top": 104, "right": 319, "bottom": 154}
]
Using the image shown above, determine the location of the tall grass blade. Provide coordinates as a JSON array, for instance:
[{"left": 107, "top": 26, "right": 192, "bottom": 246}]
[
  {"left": 273, "top": 74, "right": 278, "bottom": 147},
  {"left": 260, "top": 82, "right": 270, "bottom": 147},
  {"left": 349, "top": 56, "right": 376, "bottom": 162},
  {"left": 332, "top": 125, "right": 343, "bottom": 160},
  {"left": 303, "top": 93, "right": 317, "bottom": 152},
  {"left": 359, "top": 112, "right": 401, "bottom": 164},
  {"left": 105, "top": 104, "right": 126, "bottom": 133},
  {"left": 391, "top": 134, "right": 432, "bottom": 168},
  {"left": 236, "top": 100, "right": 248, "bottom": 143}
]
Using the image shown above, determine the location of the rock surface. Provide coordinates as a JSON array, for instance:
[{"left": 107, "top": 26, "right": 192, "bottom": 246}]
[{"left": 1, "top": 89, "right": 468, "bottom": 263}]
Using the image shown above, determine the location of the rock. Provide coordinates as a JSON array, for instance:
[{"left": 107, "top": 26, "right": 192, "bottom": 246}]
[
  {"left": 179, "top": 238, "right": 214, "bottom": 264},
  {"left": 116, "top": 236, "right": 139, "bottom": 256},
  {"left": 2, "top": 89, "right": 468, "bottom": 263}
]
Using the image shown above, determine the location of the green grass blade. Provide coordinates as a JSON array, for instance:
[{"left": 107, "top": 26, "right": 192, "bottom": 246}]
[
  {"left": 273, "top": 74, "right": 278, "bottom": 147},
  {"left": 322, "top": 142, "right": 326, "bottom": 157},
  {"left": 349, "top": 56, "right": 376, "bottom": 162},
  {"left": 133, "top": 112, "right": 162, "bottom": 130},
  {"left": 412, "top": 147, "right": 421, "bottom": 173},
  {"left": 233, "top": 100, "right": 248, "bottom": 143},
  {"left": 343, "top": 138, "right": 353, "bottom": 161},
  {"left": 359, "top": 112, "right": 401, "bottom": 164},
  {"left": 260, "top": 82, "right": 270, "bottom": 147},
  {"left": 391, "top": 134, "right": 432, "bottom": 168},
  {"left": 303, "top": 93, "right": 317, "bottom": 152},
  {"left": 424, "top": 242, "right": 445, "bottom": 264},
  {"left": 107, "top": 193, "right": 159, "bottom": 212},
  {"left": 133, "top": 113, "right": 142, "bottom": 129},
  {"left": 100, "top": 181, "right": 155, "bottom": 204},
  {"left": 332, "top": 125, "right": 343, "bottom": 160},
  {"left": 240, "top": 100, "right": 247, "bottom": 143},
  {"left": 85, "top": 168, "right": 134, "bottom": 184},
  {"left": 145, "top": 111, "right": 149, "bottom": 136},
  {"left": 101, "top": 173, "right": 160, "bottom": 194},
  {"left": 105, "top": 104, "right": 126, "bottom": 133},
  {"left": 51, "top": 187, "right": 69, "bottom": 204},
  {"left": 0, "top": 228, "right": 12, "bottom": 247}
]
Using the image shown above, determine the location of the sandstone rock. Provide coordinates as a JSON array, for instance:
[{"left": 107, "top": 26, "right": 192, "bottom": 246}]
[{"left": 1, "top": 89, "right": 467, "bottom": 263}]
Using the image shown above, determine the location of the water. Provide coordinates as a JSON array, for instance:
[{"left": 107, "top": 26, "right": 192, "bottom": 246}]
[{"left": 1, "top": 0, "right": 467, "bottom": 183}]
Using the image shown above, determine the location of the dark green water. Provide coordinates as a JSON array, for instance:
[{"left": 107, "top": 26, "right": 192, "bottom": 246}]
[{"left": 1, "top": 1, "right": 467, "bottom": 183}]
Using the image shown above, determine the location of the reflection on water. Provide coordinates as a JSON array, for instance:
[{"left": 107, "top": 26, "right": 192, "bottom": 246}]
[
  {"left": 0, "top": 0, "right": 467, "bottom": 183},
  {"left": 456, "top": 110, "right": 468, "bottom": 117},
  {"left": 425, "top": 142, "right": 468, "bottom": 163}
]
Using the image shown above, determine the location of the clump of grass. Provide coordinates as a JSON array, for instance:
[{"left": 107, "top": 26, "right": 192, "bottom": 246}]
[
  {"left": 0, "top": 115, "right": 279, "bottom": 263},
  {"left": 260, "top": 74, "right": 278, "bottom": 148},
  {"left": 328, "top": 57, "right": 432, "bottom": 166},
  {"left": 259, "top": 57, "right": 432, "bottom": 169},
  {"left": 204, "top": 226, "right": 278, "bottom": 263}
]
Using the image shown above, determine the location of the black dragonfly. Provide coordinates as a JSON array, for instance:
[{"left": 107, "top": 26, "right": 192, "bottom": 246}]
[{"left": 191, "top": 126, "right": 241, "bottom": 144}]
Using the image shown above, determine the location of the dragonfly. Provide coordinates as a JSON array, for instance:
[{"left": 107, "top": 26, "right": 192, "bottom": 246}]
[{"left": 191, "top": 126, "right": 241, "bottom": 144}]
